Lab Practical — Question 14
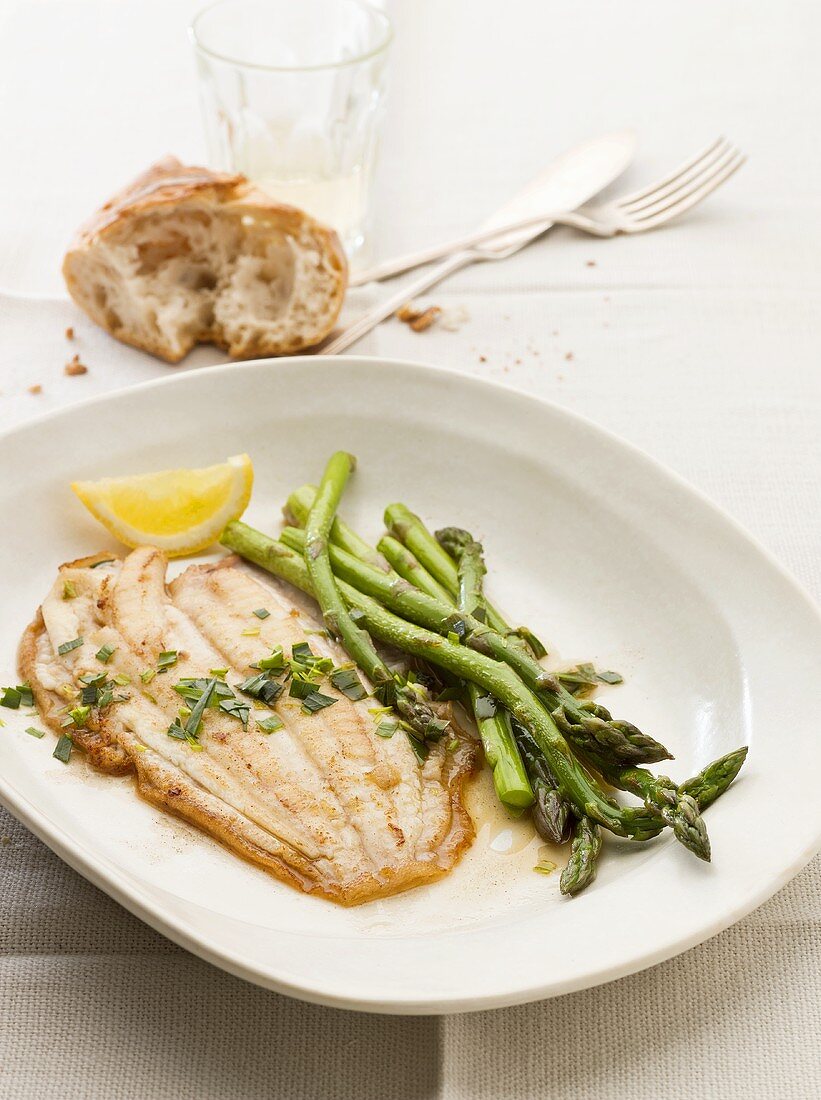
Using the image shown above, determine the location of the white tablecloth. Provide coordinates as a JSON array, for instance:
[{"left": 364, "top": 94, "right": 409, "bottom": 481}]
[{"left": 1, "top": 1, "right": 819, "bottom": 1097}]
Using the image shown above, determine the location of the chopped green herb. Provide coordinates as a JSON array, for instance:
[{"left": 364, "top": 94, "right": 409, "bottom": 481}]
[
  {"left": 289, "top": 676, "right": 318, "bottom": 701},
  {"left": 252, "top": 646, "right": 286, "bottom": 673},
  {"left": 219, "top": 697, "right": 250, "bottom": 729},
  {"left": 62, "top": 580, "right": 78, "bottom": 600},
  {"left": 252, "top": 608, "right": 270, "bottom": 620},
  {"left": 1, "top": 687, "right": 22, "bottom": 710},
  {"left": 80, "top": 684, "right": 99, "bottom": 705},
  {"left": 209, "top": 668, "right": 228, "bottom": 678},
  {"left": 374, "top": 715, "right": 399, "bottom": 738},
  {"left": 291, "top": 641, "right": 314, "bottom": 662},
  {"left": 407, "top": 733, "right": 429, "bottom": 763},
  {"left": 166, "top": 718, "right": 202, "bottom": 749},
  {"left": 156, "top": 651, "right": 178, "bottom": 672},
  {"left": 436, "top": 686, "right": 462, "bottom": 702},
  {"left": 25, "top": 726, "right": 45, "bottom": 739},
  {"left": 97, "top": 686, "right": 115, "bottom": 709},
  {"left": 57, "top": 637, "right": 83, "bottom": 656},
  {"left": 373, "top": 680, "right": 397, "bottom": 708},
  {"left": 257, "top": 714, "right": 285, "bottom": 734},
  {"left": 174, "top": 678, "right": 233, "bottom": 704},
  {"left": 16, "top": 683, "right": 34, "bottom": 707},
  {"left": 301, "top": 691, "right": 337, "bottom": 715},
  {"left": 447, "top": 738, "right": 460, "bottom": 752},
  {"left": 238, "top": 673, "right": 283, "bottom": 705},
  {"left": 534, "top": 860, "right": 557, "bottom": 876},
  {"left": 140, "top": 668, "right": 156, "bottom": 684},
  {"left": 52, "top": 734, "right": 73, "bottom": 763},
  {"left": 78, "top": 672, "right": 107, "bottom": 687},
  {"left": 423, "top": 715, "right": 450, "bottom": 740},
  {"left": 67, "top": 705, "right": 91, "bottom": 728},
  {"left": 597, "top": 669, "right": 624, "bottom": 685},
  {"left": 96, "top": 644, "right": 116, "bottom": 664},
  {"left": 184, "top": 678, "right": 217, "bottom": 739},
  {"left": 290, "top": 642, "right": 333, "bottom": 674},
  {"left": 329, "top": 665, "right": 368, "bottom": 701},
  {"left": 241, "top": 627, "right": 260, "bottom": 637},
  {"left": 447, "top": 631, "right": 461, "bottom": 646},
  {"left": 113, "top": 674, "right": 131, "bottom": 686},
  {"left": 512, "top": 626, "right": 547, "bottom": 659},
  {"left": 473, "top": 694, "right": 497, "bottom": 720}
]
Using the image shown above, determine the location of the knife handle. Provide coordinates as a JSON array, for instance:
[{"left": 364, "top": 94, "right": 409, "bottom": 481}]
[{"left": 349, "top": 212, "right": 558, "bottom": 287}]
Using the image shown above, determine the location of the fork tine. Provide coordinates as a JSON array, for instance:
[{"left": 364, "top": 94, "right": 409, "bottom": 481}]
[
  {"left": 632, "top": 153, "right": 746, "bottom": 229},
  {"left": 622, "top": 141, "right": 736, "bottom": 214},
  {"left": 616, "top": 136, "right": 729, "bottom": 207}
]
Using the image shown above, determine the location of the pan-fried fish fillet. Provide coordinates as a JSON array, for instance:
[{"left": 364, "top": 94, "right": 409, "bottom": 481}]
[{"left": 19, "top": 548, "right": 476, "bottom": 905}]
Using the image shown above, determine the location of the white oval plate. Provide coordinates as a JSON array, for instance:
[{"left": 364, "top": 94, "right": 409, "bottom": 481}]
[{"left": 1, "top": 357, "right": 819, "bottom": 1014}]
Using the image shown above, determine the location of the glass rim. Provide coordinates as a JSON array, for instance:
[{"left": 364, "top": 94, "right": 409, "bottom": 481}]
[{"left": 189, "top": 0, "right": 393, "bottom": 74}]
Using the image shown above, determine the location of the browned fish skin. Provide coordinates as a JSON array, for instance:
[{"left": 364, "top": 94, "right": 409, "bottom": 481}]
[{"left": 19, "top": 548, "right": 476, "bottom": 905}]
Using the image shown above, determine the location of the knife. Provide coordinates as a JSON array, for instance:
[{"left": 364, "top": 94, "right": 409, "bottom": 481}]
[
  {"left": 322, "top": 130, "right": 636, "bottom": 353},
  {"left": 349, "top": 129, "right": 637, "bottom": 287}
]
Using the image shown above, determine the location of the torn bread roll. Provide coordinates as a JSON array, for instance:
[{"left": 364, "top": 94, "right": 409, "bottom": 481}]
[{"left": 62, "top": 157, "right": 347, "bottom": 363}]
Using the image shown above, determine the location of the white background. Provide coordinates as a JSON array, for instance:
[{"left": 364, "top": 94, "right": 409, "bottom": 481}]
[{"left": 0, "top": 1, "right": 819, "bottom": 1097}]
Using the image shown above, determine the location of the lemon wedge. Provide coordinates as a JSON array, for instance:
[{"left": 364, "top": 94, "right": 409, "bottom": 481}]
[{"left": 71, "top": 454, "right": 253, "bottom": 557}]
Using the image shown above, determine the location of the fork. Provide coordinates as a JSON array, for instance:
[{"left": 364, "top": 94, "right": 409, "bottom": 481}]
[{"left": 323, "top": 137, "right": 745, "bottom": 354}]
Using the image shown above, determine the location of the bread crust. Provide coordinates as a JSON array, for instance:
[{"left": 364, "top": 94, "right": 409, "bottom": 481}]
[{"left": 62, "top": 156, "right": 347, "bottom": 362}]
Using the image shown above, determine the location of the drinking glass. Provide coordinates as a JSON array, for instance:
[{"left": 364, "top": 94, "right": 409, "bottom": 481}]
[{"left": 190, "top": 0, "right": 392, "bottom": 258}]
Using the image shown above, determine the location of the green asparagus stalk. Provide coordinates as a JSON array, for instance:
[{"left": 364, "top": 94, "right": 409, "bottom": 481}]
[
  {"left": 287, "top": 518, "right": 532, "bottom": 807},
  {"left": 280, "top": 524, "right": 671, "bottom": 767},
  {"left": 301, "top": 454, "right": 446, "bottom": 744},
  {"left": 302, "top": 454, "right": 385, "bottom": 679},
  {"left": 679, "top": 746, "right": 748, "bottom": 809},
  {"left": 453, "top": 530, "right": 578, "bottom": 857},
  {"left": 560, "top": 817, "right": 603, "bottom": 896},
  {"left": 221, "top": 522, "right": 665, "bottom": 844},
  {"left": 513, "top": 723, "right": 572, "bottom": 844},
  {"left": 449, "top": 524, "right": 533, "bottom": 809},
  {"left": 595, "top": 763, "right": 710, "bottom": 862},
  {"left": 286, "top": 484, "right": 391, "bottom": 572},
  {"left": 377, "top": 535, "right": 454, "bottom": 602},
  {"left": 386, "top": 504, "right": 547, "bottom": 655},
  {"left": 435, "top": 526, "right": 672, "bottom": 767}
]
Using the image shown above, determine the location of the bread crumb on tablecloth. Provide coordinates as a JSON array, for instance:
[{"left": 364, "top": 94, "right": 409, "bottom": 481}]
[
  {"left": 396, "top": 303, "right": 443, "bottom": 332},
  {"left": 65, "top": 326, "right": 74, "bottom": 340},
  {"left": 28, "top": 384, "right": 42, "bottom": 395},
  {"left": 65, "top": 353, "right": 88, "bottom": 376}
]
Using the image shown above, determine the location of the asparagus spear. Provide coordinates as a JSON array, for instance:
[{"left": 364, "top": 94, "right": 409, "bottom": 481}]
[
  {"left": 301, "top": 454, "right": 446, "bottom": 743},
  {"left": 560, "top": 817, "right": 603, "bottom": 896},
  {"left": 435, "top": 526, "right": 672, "bottom": 766},
  {"left": 513, "top": 723, "right": 572, "bottom": 844},
  {"left": 221, "top": 523, "right": 665, "bottom": 844},
  {"left": 594, "top": 762, "right": 710, "bottom": 862},
  {"left": 453, "top": 530, "right": 574, "bottom": 841},
  {"left": 286, "top": 484, "right": 391, "bottom": 572},
  {"left": 448, "top": 523, "right": 533, "bottom": 809},
  {"left": 280, "top": 524, "right": 671, "bottom": 767},
  {"left": 377, "top": 535, "right": 454, "bottom": 602},
  {"left": 290, "top": 515, "right": 532, "bottom": 807},
  {"left": 680, "top": 746, "right": 748, "bottom": 809}
]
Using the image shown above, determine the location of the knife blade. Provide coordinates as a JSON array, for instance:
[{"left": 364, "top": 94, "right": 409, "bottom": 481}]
[{"left": 349, "top": 129, "right": 637, "bottom": 287}]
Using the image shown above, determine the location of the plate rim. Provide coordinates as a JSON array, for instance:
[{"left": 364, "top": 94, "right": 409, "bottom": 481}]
[{"left": 1, "top": 354, "right": 819, "bottom": 1015}]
